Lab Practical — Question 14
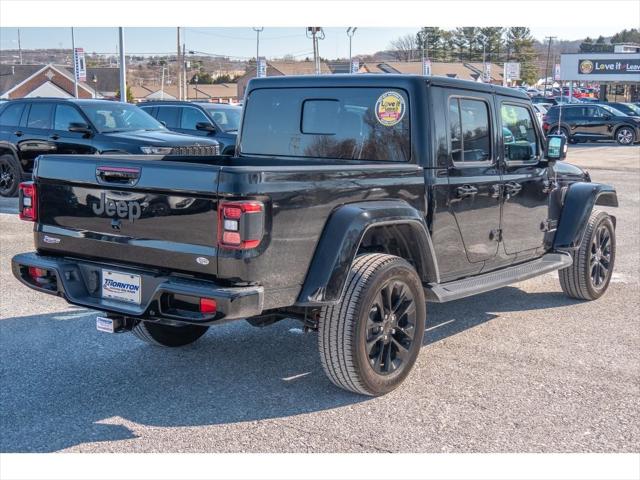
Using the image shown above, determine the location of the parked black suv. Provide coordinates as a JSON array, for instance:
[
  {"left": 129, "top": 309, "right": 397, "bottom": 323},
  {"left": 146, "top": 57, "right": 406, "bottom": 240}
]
[
  {"left": 138, "top": 101, "right": 240, "bottom": 155},
  {"left": 543, "top": 103, "right": 640, "bottom": 145},
  {"left": 0, "top": 98, "right": 220, "bottom": 196}
]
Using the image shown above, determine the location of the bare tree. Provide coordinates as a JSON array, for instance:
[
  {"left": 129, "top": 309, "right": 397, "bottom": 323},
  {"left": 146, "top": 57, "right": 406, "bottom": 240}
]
[{"left": 388, "top": 34, "right": 417, "bottom": 61}]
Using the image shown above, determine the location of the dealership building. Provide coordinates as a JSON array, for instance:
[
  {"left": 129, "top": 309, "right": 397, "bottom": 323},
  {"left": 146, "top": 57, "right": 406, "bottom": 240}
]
[{"left": 560, "top": 46, "right": 640, "bottom": 101}]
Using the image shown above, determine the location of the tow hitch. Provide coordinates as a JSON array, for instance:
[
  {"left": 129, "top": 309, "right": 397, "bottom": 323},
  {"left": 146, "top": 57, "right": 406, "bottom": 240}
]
[{"left": 96, "top": 315, "right": 136, "bottom": 333}]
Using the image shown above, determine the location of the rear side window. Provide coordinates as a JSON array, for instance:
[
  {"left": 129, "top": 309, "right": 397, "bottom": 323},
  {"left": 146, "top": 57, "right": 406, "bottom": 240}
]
[
  {"left": 0, "top": 103, "right": 25, "bottom": 127},
  {"left": 156, "top": 106, "right": 180, "bottom": 128},
  {"left": 448, "top": 97, "right": 491, "bottom": 162},
  {"left": 241, "top": 88, "right": 410, "bottom": 161},
  {"left": 26, "top": 103, "right": 54, "bottom": 130},
  {"left": 54, "top": 104, "right": 86, "bottom": 130}
]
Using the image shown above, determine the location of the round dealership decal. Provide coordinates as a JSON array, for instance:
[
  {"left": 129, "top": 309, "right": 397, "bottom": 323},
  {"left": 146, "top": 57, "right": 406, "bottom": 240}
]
[
  {"left": 579, "top": 60, "right": 594, "bottom": 74},
  {"left": 375, "top": 91, "right": 406, "bottom": 126}
]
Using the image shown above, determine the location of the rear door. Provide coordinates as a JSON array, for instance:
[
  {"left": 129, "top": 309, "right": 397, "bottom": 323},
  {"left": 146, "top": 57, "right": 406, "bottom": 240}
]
[
  {"left": 446, "top": 91, "right": 502, "bottom": 264},
  {"left": 16, "top": 102, "right": 57, "bottom": 164},
  {"left": 498, "top": 99, "right": 549, "bottom": 257}
]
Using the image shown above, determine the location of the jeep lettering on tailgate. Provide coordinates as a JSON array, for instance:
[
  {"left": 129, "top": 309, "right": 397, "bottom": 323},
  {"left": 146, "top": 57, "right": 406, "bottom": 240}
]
[{"left": 92, "top": 193, "right": 142, "bottom": 222}]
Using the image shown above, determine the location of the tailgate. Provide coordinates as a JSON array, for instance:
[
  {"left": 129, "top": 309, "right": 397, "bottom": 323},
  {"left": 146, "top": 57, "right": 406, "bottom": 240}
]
[{"left": 34, "top": 155, "right": 221, "bottom": 275}]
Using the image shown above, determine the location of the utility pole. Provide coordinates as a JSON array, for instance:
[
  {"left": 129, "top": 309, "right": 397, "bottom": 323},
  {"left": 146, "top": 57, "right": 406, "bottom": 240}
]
[
  {"left": 160, "top": 65, "right": 165, "bottom": 100},
  {"left": 177, "top": 27, "right": 182, "bottom": 100},
  {"left": 306, "top": 27, "right": 325, "bottom": 75},
  {"left": 481, "top": 36, "right": 487, "bottom": 82},
  {"left": 71, "top": 27, "right": 79, "bottom": 98},
  {"left": 17, "top": 29, "right": 23, "bottom": 65},
  {"left": 118, "top": 27, "right": 126, "bottom": 102},
  {"left": 253, "top": 27, "right": 263, "bottom": 77},
  {"left": 183, "top": 43, "right": 187, "bottom": 100},
  {"left": 543, "top": 36, "right": 556, "bottom": 98},
  {"left": 347, "top": 27, "right": 357, "bottom": 72}
]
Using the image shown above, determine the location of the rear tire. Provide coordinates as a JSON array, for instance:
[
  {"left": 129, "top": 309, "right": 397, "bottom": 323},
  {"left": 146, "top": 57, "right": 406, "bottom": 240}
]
[
  {"left": 318, "top": 254, "right": 426, "bottom": 396},
  {"left": 131, "top": 321, "right": 209, "bottom": 347},
  {"left": 0, "top": 154, "right": 20, "bottom": 197},
  {"left": 559, "top": 210, "right": 616, "bottom": 300}
]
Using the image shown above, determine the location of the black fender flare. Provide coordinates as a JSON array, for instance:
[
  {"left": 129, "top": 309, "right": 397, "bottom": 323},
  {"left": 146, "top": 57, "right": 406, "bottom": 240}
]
[
  {"left": 296, "top": 200, "right": 439, "bottom": 305},
  {"left": 553, "top": 182, "right": 618, "bottom": 250},
  {"left": 0, "top": 141, "right": 23, "bottom": 171}
]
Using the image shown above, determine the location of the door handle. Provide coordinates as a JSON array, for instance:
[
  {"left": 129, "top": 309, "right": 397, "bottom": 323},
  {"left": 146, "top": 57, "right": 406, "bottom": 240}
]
[
  {"left": 14, "top": 131, "right": 23, "bottom": 137},
  {"left": 50, "top": 134, "right": 60, "bottom": 140},
  {"left": 490, "top": 184, "right": 502, "bottom": 198},
  {"left": 504, "top": 181, "right": 522, "bottom": 197},
  {"left": 456, "top": 185, "right": 478, "bottom": 198}
]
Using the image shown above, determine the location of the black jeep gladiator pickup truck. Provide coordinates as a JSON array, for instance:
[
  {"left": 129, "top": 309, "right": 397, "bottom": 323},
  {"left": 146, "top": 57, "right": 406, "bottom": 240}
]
[{"left": 12, "top": 75, "right": 618, "bottom": 396}]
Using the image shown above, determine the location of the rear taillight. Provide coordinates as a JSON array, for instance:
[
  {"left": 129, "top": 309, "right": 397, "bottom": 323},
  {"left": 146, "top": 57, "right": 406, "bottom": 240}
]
[
  {"left": 199, "top": 298, "right": 217, "bottom": 314},
  {"left": 19, "top": 182, "right": 37, "bottom": 221},
  {"left": 218, "top": 201, "right": 264, "bottom": 250}
]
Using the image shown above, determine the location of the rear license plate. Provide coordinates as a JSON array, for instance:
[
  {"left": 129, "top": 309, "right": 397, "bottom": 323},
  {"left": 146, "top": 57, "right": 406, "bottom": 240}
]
[{"left": 101, "top": 270, "right": 141, "bottom": 304}]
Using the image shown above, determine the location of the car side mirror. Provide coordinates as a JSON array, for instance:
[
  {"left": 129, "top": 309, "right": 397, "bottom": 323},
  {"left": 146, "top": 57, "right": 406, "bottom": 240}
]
[
  {"left": 544, "top": 134, "right": 567, "bottom": 163},
  {"left": 196, "top": 122, "right": 216, "bottom": 132},
  {"left": 68, "top": 122, "right": 93, "bottom": 135},
  {"left": 602, "top": 114, "right": 611, "bottom": 120}
]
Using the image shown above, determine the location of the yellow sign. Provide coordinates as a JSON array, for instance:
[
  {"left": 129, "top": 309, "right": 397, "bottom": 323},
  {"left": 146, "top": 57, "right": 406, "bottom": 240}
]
[{"left": 375, "top": 91, "right": 406, "bottom": 126}]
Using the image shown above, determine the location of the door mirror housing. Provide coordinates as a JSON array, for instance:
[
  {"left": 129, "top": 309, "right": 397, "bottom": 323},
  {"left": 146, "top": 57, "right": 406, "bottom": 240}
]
[
  {"left": 68, "top": 122, "right": 93, "bottom": 135},
  {"left": 544, "top": 134, "right": 567, "bottom": 163},
  {"left": 196, "top": 122, "right": 216, "bottom": 132}
]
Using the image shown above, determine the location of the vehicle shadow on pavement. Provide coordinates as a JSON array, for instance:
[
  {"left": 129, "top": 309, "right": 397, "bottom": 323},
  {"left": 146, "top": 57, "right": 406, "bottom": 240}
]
[
  {"left": 0, "top": 286, "right": 580, "bottom": 452},
  {"left": 0, "top": 312, "right": 363, "bottom": 452},
  {"left": 424, "top": 286, "right": 581, "bottom": 345}
]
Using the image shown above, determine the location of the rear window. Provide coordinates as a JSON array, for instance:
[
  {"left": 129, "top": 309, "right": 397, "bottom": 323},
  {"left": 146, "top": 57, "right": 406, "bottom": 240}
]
[{"left": 240, "top": 88, "right": 410, "bottom": 161}]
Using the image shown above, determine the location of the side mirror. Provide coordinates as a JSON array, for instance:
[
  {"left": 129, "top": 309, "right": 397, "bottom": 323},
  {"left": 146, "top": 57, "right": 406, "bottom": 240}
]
[
  {"left": 544, "top": 134, "right": 567, "bottom": 163},
  {"left": 196, "top": 122, "right": 216, "bottom": 132},
  {"left": 68, "top": 122, "right": 93, "bottom": 135},
  {"left": 602, "top": 114, "right": 612, "bottom": 120}
]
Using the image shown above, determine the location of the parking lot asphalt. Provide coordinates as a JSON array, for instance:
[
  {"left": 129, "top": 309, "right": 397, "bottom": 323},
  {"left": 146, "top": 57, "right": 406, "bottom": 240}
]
[{"left": 1, "top": 144, "right": 638, "bottom": 453}]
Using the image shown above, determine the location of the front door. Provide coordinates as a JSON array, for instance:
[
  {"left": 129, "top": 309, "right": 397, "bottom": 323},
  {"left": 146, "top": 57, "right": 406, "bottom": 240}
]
[
  {"left": 498, "top": 100, "right": 550, "bottom": 257},
  {"left": 51, "top": 103, "right": 97, "bottom": 155},
  {"left": 446, "top": 93, "right": 502, "bottom": 264}
]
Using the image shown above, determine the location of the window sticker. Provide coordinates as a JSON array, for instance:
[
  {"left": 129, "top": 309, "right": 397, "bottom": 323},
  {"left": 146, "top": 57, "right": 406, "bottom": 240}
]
[{"left": 375, "top": 91, "right": 406, "bottom": 126}]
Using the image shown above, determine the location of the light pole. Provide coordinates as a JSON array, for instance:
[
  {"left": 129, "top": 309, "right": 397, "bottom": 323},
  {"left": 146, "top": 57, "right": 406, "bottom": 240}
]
[
  {"left": 253, "top": 27, "right": 263, "bottom": 77},
  {"left": 347, "top": 27, "right": 357, "bottom": 73},
  {"left": 543, "top": 36, "right": 556, "bottom": 97},
  {"left": 17, "top": 29, "right": 23, "bottom": 65},
  {"left": 118, "top": 27, "right": 127, "bottom": 102},
  {"left": 481, "top": 37, "right": 487, "bottom": 82}
]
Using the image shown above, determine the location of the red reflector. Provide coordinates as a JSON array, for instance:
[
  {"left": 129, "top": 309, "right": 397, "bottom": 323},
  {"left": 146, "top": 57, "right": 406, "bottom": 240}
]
[
  {"left": 222, "top": 231, "right": 241, "bottom": 245},
  {"left": 223, "top": 206, "right": 242, "bottom": 219},
  {"left": 199, "top": 298, "right": 217, "bottom": 314},
  {"left": 28, "top": 267, "right": 47, "bottom": 278}
]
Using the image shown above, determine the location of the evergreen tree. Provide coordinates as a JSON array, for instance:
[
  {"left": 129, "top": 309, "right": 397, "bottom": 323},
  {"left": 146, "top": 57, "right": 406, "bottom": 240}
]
[{"left": 505, "top": 27, "right": 538, "bottom": 84}]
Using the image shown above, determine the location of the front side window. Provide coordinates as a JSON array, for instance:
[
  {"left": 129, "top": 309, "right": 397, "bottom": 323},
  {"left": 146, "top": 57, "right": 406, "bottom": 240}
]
[
  {"left": 448, "top": 97, "right": 491, "bottom": 162},
  {"left": 501, "top": 104, "right": 539, "bottom": 162},
  {"left": 181, "top": 108, "right": 209, "bottom": 130},
  {"left": 240, "top": 88, "right": 410, "bottom": 161},
  {"left": 204, "top": 106, "right": 241, "bottom": 132},
  {"left": 26, "top": 103, "right": 54, "bottom": 130},
  {"left": 54, "top": 104, "right": 86, "bottom": 131}
]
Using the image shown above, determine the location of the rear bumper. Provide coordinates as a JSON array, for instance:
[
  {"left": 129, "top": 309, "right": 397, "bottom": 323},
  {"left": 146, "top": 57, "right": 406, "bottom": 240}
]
[{"left": 11, "top": 252, "right": 264, "bottom": 325}]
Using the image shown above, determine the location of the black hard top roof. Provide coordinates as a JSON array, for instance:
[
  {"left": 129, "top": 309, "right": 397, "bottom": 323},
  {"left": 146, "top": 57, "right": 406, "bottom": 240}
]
[{"left": 246, "top": 74, "right": 529, "bottom": 100}]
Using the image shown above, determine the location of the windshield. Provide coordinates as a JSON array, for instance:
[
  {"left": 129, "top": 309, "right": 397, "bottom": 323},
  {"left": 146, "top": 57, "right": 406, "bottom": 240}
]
[
  {"left": 624, "top": 103, "right": 640, "bottom": 115},
  {"left": 601, "top": 104, "right": 627, "bottom": 116},
  {"left": 79, "top": 103, "right": 165, "bottom": 133},
  {"left": 204, "top": 106, "right": 242, "bottom": 132}
]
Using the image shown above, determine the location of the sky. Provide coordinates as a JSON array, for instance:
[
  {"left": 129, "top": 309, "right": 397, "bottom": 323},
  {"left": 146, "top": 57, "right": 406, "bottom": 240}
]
[{"left": 0, "top": 26, "right": 633, "bottom": 60}]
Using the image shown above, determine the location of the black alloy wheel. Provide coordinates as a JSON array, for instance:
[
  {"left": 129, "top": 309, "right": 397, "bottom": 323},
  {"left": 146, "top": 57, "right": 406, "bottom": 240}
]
[{"left": 365, "top": 279, "right": 417, "bottom": 375}]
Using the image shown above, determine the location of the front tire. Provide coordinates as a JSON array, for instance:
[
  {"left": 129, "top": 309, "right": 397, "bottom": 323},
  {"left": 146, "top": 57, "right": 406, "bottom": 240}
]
[
  {"left": 615, "top": 127, "right": 635, "bottom": 145},
  {"left": 318, "top": 254, "right": 426, "bottom": 396},
  {"left": 0, "top": 154, "right": 20, "bottom": 197},
  {"left": 131, "top": 321, "right": 209, "bottom": 347},
  {"left": 559, "top": 210, "right": 616, "bottom": 300}
]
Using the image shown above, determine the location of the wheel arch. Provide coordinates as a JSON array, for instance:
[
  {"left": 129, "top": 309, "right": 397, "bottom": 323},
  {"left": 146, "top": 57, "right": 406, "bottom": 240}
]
[
  {"left": 553, "top": 182, "right": 618, "bottom": 250},
  {"left": 296, "top": 200, "right": 438, "bottom": 306}
]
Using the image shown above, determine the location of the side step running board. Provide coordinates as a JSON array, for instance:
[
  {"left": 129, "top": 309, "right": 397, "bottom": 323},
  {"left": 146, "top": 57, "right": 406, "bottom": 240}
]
[{"left": 425, "top": 253, "right": 572, "bottom": 303}]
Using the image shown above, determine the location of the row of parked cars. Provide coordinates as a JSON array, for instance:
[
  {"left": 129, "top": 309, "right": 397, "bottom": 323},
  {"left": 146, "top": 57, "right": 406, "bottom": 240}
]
[
  {"left": 0, "top": 98, "right": 242, "bottom": 196},
  {"left": 542, "top": 102, "right": 640, "bottom": 145}
]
